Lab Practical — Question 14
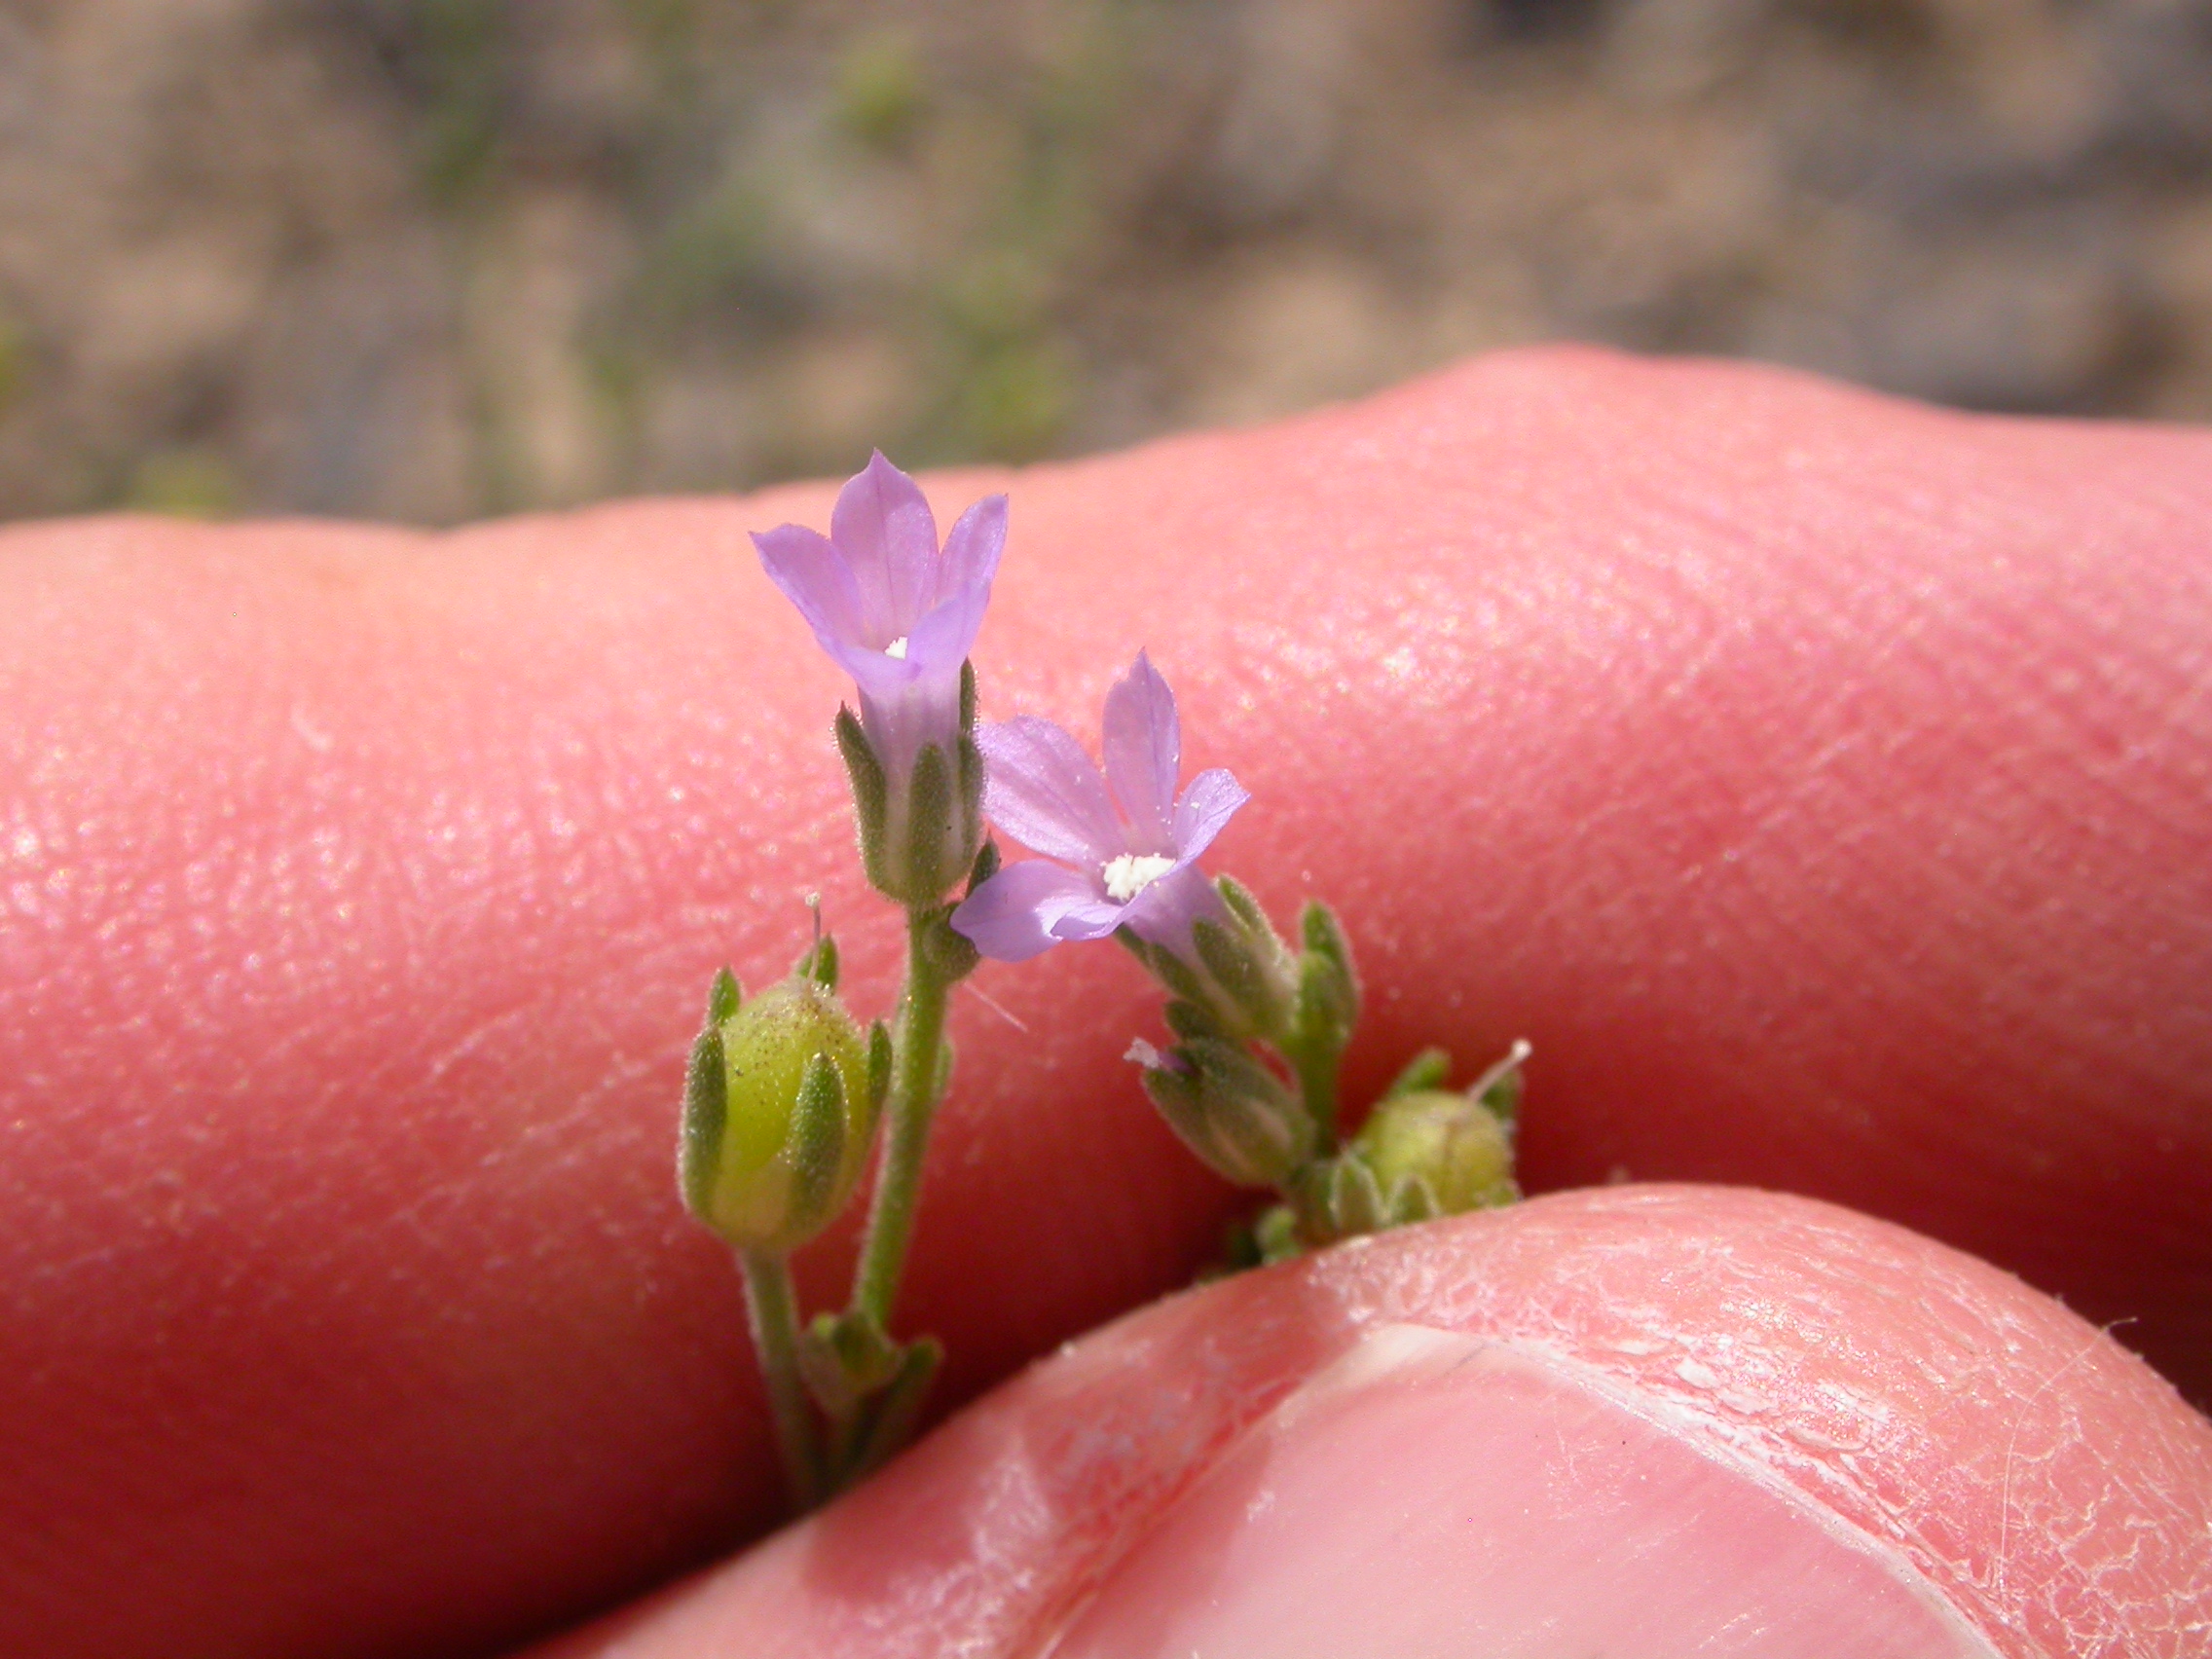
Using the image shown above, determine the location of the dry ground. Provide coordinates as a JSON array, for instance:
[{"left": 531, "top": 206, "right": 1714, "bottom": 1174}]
[{"left": 0, "top": 0, "right": 2207, "bottom": 522}]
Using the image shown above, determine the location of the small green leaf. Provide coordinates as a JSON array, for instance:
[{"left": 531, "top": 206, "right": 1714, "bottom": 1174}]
[
  {"left": 786, "top": 1051, "right": 850, "bottom": 1229},
  {"left": 1181, "top": 1036, "right": 1285, "bottom": 1106},
  {"left": 1299, "top": 900, "right": 1360, "bottom": 1022},
  {"left": 956, "top": 732, "right": 986, "bottom": 854},
  {"left": 866, "top": 1019, "right": 894, "bottom": 1113},
  {"left": 1191, "top": 917, "right": 1268, "bottom": 1022},
  {"left": 1141, "top": 1057, "right": 1282, "bottom": 1185},
  {"left": 794, "top": 932, "right": 840, "bottom": 991},
  {"left": 800, "top": 1309, "right": 901, "bottom": 1418},
  {"left": 1216, "top": 875, "right": 1273, "bottom": 941},
  {"left": 1254, "top": 1202, "right": 1303, "bottom": 1264},
  {"left": 1300, "top": 899, "right": 1354, "bottom": 977},
  {"left": 1139, "top": 932, "right": 1211, "bottom": 1009},
  {"left": 1481, "top": 1069, "right": 1525, "bottom": 1126},
  {"left": 678, "top": 1025, "right": 728, "bottom": 1218},
  {"left": 1391, "top": 1173, "right": 1441, "bottom": 1225},
  {"left": 1328, "top": 1155, "right": 1385, "bottom": 1235},
  {"left": 1144, "top": 1038, "right": 1313, "bottom": 1188},
  {"left": 707, "top": 966, "right": 743, "bottom": 1024},
  {"left": 919, "top": 905, "right": 980, "bottom": 982},
  {"left": 836, "top": 705, "right": 890, "bottom": 887},
  {"left": 1385, "top": 1046, "right": 1453, "bottom": 1099},
  {"left": 830, "top": 1309, "right": 901, "bottom": 1391},
  {"left": 798, "top": 1316, "right": 859, "bottom": 1418},
  {"left": 1137, "top": 1060, "right": 1211, "bottom": 1157},
  {"left": 905, "top": 741, "right": 956, "bottom": 902},
  {"left": 967, "top": 836, "right": 1001, "bottom": 895},
  {"left": 1163, "top": 998, "right": 1222, "bottom": 1043},
  {"left": 1293, "top": 948, "right": 1356, "bottom": 1054},
  {"left": 849, "top": 1336, "right": 943, "bottom": 1480}
]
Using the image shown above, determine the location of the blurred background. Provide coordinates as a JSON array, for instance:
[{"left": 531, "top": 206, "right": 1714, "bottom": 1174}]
[{"left": 0, "top": 0, "right": 2206, "bottom": 525}]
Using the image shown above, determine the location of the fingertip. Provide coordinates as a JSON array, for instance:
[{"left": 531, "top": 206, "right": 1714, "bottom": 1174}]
[{"left": 567, "top": 1188, "right": 2212, "bottom": 1658}]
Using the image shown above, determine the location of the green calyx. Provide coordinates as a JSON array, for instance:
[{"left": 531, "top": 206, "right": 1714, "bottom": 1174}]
[
  {"left": 1135, "top": 1036, "right": 1313, "bottom": 1189},
  {"left": 679, "top": 972, "right": 881, "bottom": 1253},
  {"left": 1351, "top": 1057, "right": 1525, "bottom": 1222},
  {"left": 836, "top": 662, "right": 987, "bottom": 908}
]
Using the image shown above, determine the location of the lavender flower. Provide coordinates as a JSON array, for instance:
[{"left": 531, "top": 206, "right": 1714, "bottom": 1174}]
[
  {"left": 754, "top": 452, "right": 1005, "bottom": 902},
  {"left": 951, "top": 652, "right": 1248, "bottom": 963}
]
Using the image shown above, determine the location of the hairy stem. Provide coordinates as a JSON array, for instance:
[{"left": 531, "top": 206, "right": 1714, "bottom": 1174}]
[
  {"left": 738, "top": 1245, "right": 821, "bottom": 1509},
  {"left": 1290, "top": 1037, "right": 1342, "bottom": 1153},
  {"left": 850, "top": 906, "right": 951, "bottom": 1328}
]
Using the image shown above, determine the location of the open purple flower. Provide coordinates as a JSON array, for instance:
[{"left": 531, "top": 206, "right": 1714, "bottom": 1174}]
[
  {"left": 753, "top": 452, "right": 1006, "bottom": 792},
  {"left": 951, "top": 652, "right": 1248, "bottom": 963},
  {"left": 755, "top": 452, "right": 1005, "bottom": 902}
]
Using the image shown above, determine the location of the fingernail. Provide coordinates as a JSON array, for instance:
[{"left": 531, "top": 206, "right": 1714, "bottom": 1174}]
[{"left": 1050, "top": 1324, "right": 1999, "bottom": 1659}]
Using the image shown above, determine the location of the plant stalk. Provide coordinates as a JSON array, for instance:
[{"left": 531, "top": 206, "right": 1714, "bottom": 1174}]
[
  {"left": 738, "top": 1244, "right": 821, "bottom": 1509},
  {"left": 850, "top": 905, "right": 952, "bottom": 1328},
  {"left": 1290, "top": 1038, "right": 1342, "bottom": 1153}
]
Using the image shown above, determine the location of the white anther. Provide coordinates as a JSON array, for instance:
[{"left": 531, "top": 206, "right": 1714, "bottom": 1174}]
[{"left": 1102, "top": 852, "right": 1175, "bottom": 903}]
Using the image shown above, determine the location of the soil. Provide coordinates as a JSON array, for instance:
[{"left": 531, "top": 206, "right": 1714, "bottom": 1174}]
[{"left": 0, "top": 0, "right": 2206, "bottom": 523}]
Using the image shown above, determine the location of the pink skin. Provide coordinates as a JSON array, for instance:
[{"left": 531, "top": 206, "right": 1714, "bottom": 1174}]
[
  {"left": 1, "top": 348, "right": 2208, "bottom": 1655},
  {"left": 535, "top": 1189, "right": 2212, "bottom": 1659}
]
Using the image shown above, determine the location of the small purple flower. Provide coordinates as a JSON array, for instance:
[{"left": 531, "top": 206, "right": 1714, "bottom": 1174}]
[
  {"left": 753, "top": 452, "right": 1006, "bottom": 792},
  {"left": 951, "top": 652, "right": 1248, "bottom": 963}
]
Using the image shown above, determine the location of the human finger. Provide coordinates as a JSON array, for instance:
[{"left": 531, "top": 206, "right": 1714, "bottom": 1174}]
[
  {"left": 2, "top": 349, "right": 2206, "bottom": 1659},
  {"left": 525, "top": 1187, "right": 2212, "bottom": 1658}
]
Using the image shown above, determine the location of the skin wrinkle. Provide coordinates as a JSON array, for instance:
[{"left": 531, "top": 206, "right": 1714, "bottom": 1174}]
[
  {"left": 1309, "top": 1189, "right": 2209, "bottom": 1656},
  {"left": 583, "top": 1187, "right": 2211, "bottom": 1659}
]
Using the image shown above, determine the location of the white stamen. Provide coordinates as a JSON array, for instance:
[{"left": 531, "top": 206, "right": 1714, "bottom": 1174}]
[
  {"left": 1102, "top": 852, "right": 1175, "bottom": 903},
  {"left": 884, "top": 636, "right": 909, "bottom": 660}
]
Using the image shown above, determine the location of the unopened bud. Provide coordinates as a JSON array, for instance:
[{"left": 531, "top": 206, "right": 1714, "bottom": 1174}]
[
  {"left": 679, "top": 976, "right": 880, "bottom": 1252},
  {"left": 1174, "top": 876, "right": 1298, "bottom": 1043},
  {"left": 1128, "top": 1035, "right": 1312, "bottom": 1189},
  {"left": 1293, "top": 900, "right": 1359, "bottom": 1043}
]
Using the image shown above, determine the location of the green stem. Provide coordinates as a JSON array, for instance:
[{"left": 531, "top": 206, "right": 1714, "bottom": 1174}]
[
  {"left": 1290, "top": 1038, "right": 1342, "bottom": 1152},
  {"left": 738, "top": 1245, "right": 821, "bottom": 1509},
  {"left": 850, "top": 906, "right": 952, "bottom": 1328}
]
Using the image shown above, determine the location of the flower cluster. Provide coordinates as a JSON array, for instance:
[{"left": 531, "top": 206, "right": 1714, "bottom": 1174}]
[{"left": 680, "top": 452, "right": 1527, "bottom": 1510}]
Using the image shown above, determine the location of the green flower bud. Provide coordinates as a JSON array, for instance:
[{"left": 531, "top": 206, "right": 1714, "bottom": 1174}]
[
  {"left": 1128, "top": 1036, "right": 1313, "bottom": 1190},
  {"left": 1353, "top": 1076, "right": 1522, "bottom": 1220},
  {"left": 680, "top": 978, "right": 879, "bottom": 1253},
  {"left": 1187, "top": 876, "right": 1300, "bottom": 1043}
]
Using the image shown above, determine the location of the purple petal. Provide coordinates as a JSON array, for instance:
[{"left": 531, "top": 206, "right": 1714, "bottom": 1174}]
[
  {"left": 830, "top": 452, "right": 940, "bottom": 642},
  {"left": 1046, "top": 895, "right": 1130, "bottom": 943},
  {"left": 856, "top": 673, "right": 964, "bottom": 788},
  {"left": 903, "top": 580, "right": 989, "bottom": 676},
  {"left": 938, "top": 494, "right": 1008, "bottom": 600},
  {"left": 1119, "top": 861, "right": 1223, "bottom": 954},
  {"left": 950, "top": 860, "right": 1103, "bottom": 963},
  {"left": 977, "top": 717, "right": 1123, "bottom": 866},
  {"left": 830, "top": 638, "right": 924, "bottom": 703},
  {"left": 1101, "top": 650, "right": 1180, "bottom": 850},
  {"left": 1170, "top": 767, "right": 1249, "bottom": 861},
  {"left": 754, "top": 524, "right": 866, "bottom": 652}
]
